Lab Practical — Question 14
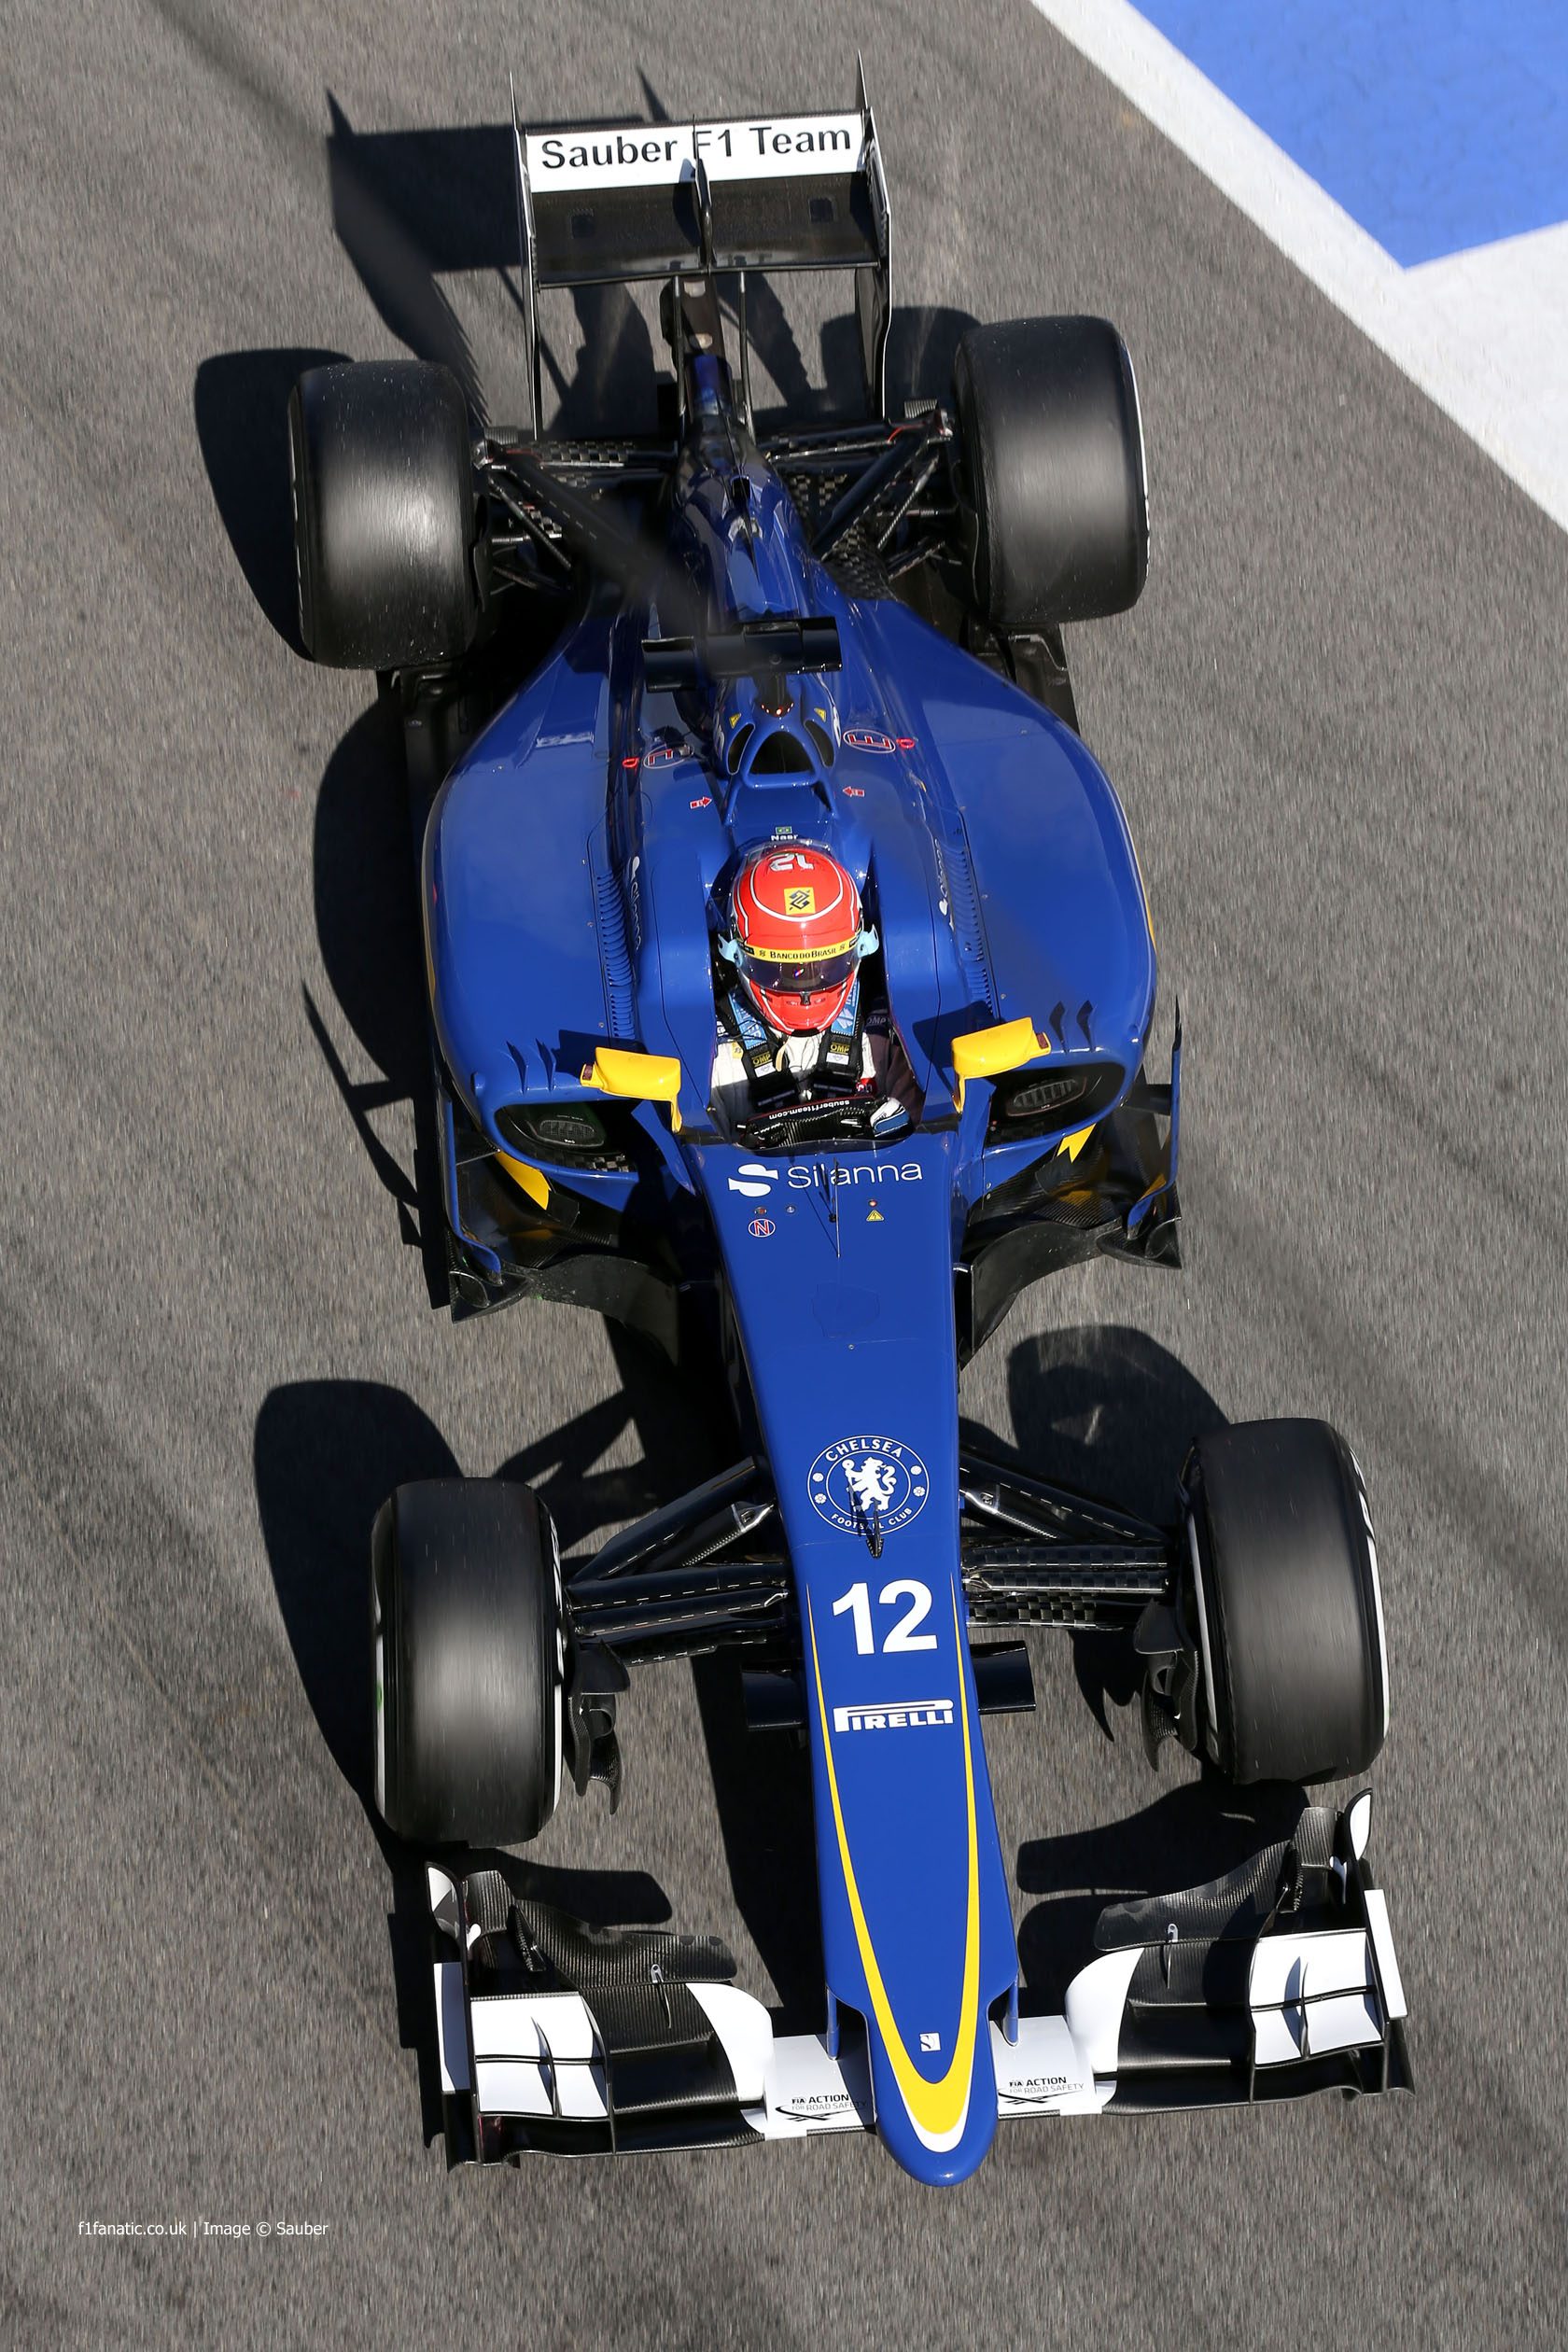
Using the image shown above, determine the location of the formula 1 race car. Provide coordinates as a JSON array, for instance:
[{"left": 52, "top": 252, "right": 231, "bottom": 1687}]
[{"left": 289, "top": 74, "right": 1409, "bottom": 2186}]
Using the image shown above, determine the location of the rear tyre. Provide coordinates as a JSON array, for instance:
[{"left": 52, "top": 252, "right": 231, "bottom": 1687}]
[
  {"left": 952, "top": 315, "right": 1148, "bottom": 630},
  {"left": 288, "top": 359, "right": 478, "bottom": 668},
  {"left": 1185, "top": 1420, "right": 1388, "bottom": 1785},
  {"left": 371, "top": 1478, "right": 564, "bottom": 1845}
]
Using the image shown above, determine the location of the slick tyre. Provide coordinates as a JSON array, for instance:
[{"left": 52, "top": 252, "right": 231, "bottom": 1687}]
[
  {"left": 288, "top": 359, "right": 478, "bottom": 668},
  {"left": 371, "top": 1478, "right": 564, "bottom": 1845},
  {"left": 1185, "top": 1420, "right": 1389, "bottom": 1785},
  {"left": 953, "top": 316, "right": 1148, "bottom": 630}
]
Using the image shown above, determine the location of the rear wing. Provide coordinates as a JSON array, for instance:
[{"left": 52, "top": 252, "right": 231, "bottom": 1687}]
[{"left": 510, "top": 61, "right": 891, "bottom": 434}]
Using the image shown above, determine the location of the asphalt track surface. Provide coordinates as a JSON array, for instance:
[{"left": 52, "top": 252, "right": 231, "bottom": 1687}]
[{"left": 3, "top": 4, "right": 1564, "bottom": 2345}]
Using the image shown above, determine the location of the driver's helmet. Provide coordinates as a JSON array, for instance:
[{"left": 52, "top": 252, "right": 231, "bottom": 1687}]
[{"left": 721, "top": 846, "right": 876, "bottom": 1035}]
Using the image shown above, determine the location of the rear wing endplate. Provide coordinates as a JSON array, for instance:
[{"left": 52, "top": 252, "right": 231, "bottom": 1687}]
[{"left": 510, "top": 60, "right": 891, "bottom": 433}]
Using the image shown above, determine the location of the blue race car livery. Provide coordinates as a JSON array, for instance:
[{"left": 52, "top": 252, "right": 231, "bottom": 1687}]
[{"left": 290, "top": 74, "right": 1409, "bottom": 2187}]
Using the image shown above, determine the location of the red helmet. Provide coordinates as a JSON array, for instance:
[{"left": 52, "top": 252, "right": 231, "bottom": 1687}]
[{"left": 724, "top": 846, "right": 870, "bottom": 1035}]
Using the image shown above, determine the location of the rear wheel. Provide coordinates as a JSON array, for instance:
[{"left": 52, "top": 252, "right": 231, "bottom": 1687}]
[
  {"left": 1184, "top": 1420, "right": 1389, "bottom": 1785},
  {"left": 371, "top": 1478, "right": 564, "bottom": 1844},
  {"left": 952, "top": 315, "right": 1148, "bottom": 630},
  {"left": 288, "top": 359, "right": 478, "bottom": 668}
]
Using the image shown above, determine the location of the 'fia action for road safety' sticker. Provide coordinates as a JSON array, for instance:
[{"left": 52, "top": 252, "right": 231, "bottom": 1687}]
[{"left": 808, "top": 1435, "right": 929, "bottom": 1536}]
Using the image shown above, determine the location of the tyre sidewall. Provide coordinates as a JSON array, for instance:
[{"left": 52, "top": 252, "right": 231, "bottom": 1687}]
[
  {"left": 290, "top": 359, "right": 477, "bottom": 669},
  {"left": 953, "top": 315, "right": 1148, "bottom": 631},
  {"left": 1190, "top": 1420, "right": 1386, "bottom": 1785},
  {"left": 372, "top": 1478, "right": 563, "bottom": 1845}
]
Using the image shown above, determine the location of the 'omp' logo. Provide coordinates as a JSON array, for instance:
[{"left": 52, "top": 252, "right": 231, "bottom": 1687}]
[
  {"left": 832, "top": 1698, "right": 954, "bottom": 1734},
  {"left": 808, "top": 1435, "right": 929, "bottom": 1536}
]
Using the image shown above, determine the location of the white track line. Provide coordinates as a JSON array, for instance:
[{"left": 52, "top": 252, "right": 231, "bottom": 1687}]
[{"left": 1033, "top": 0, "right": 1568, "bottom": 535}]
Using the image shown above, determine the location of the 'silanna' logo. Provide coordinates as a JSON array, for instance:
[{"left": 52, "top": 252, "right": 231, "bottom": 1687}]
[{"left": 727, "top": 1161, "right": 778, "bottom": 1199}]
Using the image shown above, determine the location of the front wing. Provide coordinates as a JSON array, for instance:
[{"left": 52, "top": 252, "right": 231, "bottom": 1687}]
[{"left": 425, "top": 1796, "right": 1409, "bottom": 2165}]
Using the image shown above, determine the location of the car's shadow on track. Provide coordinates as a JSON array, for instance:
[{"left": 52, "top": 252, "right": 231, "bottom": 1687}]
[
  {"left": 231, "top": 97, "right": 1277, "bottom": 2079},
  {"left": 690, "top": 1656, "right": 823, "bottom": 2032},
  {"left": 193, "top": 142, "right": 989, "bottom": 1272},
  {"left": 193, "top": 345, "right": 347, "bottom": 651},
  {"left": 304, "top": 690, "right": 454, "bottom": 1303},
  {"left": 255, "top": 1314, "right": 1286, "bottom": 2108},
  {"left": 317, "top": 96, "right": 983, "bottom": 435},
  {"left": 192, "top": 338, "right": 450, "bottom": 1295},
  {"left": 1014, "top": 1778, "right": 1313, "bottom": 2009},
  {"left": 253, "top": 1376, "right": 455, "bottom": 2143},
  {"left": 574, "top": 1338, "right": 829, "bottom": 2030},
  {"left": 975, "top": 1325, "right": 1312, "bottom": 2005},
  {"left": 967, "top": 1323, "right": 1228, "bottom": 1736},
  {"left": 253, "top": 1357, "right": 723, "bottom": 2141},
  {"left": 252, "top": 1323, "right": 826, "bottom": 2073},
  {"left": 998, "top": 1322, "right": 1226, "bottom": 1517},
  {"left": 253, "top": 1371, "right": 707, "bottom": 1809}
]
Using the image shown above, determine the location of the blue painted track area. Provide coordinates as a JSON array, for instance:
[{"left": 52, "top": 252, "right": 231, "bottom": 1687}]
[{"left": 1133, "top": 2, "right": 1568, "bottom": 264}]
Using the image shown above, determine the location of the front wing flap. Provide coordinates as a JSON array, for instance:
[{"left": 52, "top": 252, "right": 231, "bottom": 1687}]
[{"left": 425, "top": 1796, "right": 1408, "bottom": 2165}]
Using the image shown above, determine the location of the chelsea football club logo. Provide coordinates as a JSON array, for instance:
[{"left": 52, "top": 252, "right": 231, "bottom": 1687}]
[{"left": 807, "top": 1435, "right": 929, "bottom": 1536}]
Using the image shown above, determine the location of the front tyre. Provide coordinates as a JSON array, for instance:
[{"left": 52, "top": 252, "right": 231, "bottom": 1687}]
[
  {"left": 1185, "top": 1420, "right": 1389, "bottom": 1785},
  {"left": 371, "top": 1478, "right": 564, "bottom": 1845}
]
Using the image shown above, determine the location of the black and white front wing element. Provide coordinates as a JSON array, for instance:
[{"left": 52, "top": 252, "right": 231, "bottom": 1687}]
[{"left": 426, "top": 1794, "right": 1409, "bottom": 2165}]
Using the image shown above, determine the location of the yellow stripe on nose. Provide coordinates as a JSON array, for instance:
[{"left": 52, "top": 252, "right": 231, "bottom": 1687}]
[{"left": 807, "top": 1587, "right": 981, "bottom": 2149}]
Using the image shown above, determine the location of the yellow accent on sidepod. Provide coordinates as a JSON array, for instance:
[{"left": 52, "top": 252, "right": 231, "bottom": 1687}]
[
  {"left": 496, "top": 1153, "right": 551, "bottom": 1211},
  {"left": 950, "top": 1015, "right": 1049, "bottom": 1115},
  {"left": 808, "top": 1588, "right": 981, "bottom": 2149},
  {"left": 951, "top": 1015, "right": 1048, "bottom": 1081}
]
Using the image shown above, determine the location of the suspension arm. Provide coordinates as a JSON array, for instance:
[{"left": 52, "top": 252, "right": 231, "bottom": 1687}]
[
  {"left": 959, "top": 1449, "right": 1169, "bottom": 1545},
  {"left": 963, "top": 1546, "right": 1173, "bottom": 1631},
  {"left": 812, "top": 413, "right": 950, "bottom": 560},
  {"left": 567, "top": 1557, "right": 791, "bottom": 1663}
]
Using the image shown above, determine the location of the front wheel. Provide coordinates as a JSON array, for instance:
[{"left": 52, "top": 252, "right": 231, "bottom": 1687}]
[
  {"left": 371, "top": 1478, "right": 564, "bottom": 1844},
  {"left": 1184, "top": 1420, "right": 1389, "bottom": 1785}
]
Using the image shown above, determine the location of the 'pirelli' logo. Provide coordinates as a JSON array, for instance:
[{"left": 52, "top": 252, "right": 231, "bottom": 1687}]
[{"left": 833, "top": 1698, "right": 955, "bottom": 1734}]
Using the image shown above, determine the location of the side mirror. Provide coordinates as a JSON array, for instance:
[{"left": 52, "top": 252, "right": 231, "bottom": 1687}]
[
  {"left": 581, "top": 1047, "right": 683, "bottom": 1129},
  {"left": 950, "top": 1015, "right": 1050, "bottom": 1111}
]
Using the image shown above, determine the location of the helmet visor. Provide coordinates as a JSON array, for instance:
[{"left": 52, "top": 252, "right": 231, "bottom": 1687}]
[{"left": 734, "top": 935, "right": 862, "bottom": 1003}]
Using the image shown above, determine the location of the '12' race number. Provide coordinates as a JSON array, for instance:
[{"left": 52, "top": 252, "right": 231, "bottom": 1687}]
[{"left": 832, "top": 1579, "right": 937, "bottom": 1655}]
